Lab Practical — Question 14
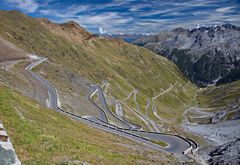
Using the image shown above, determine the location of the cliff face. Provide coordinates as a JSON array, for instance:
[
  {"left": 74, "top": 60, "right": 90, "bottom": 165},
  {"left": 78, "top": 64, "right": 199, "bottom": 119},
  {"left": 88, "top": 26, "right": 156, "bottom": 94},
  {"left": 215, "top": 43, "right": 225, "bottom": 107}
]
[{"left": 134, "top": 24, "right": 240, "bottom": 86}]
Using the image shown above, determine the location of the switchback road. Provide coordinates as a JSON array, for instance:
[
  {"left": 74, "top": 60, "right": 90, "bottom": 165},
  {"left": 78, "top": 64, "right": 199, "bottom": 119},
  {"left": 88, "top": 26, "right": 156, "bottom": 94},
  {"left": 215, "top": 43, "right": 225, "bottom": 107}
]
[{"left": 25, "top": 57, "right": 197, "bottom": 155}]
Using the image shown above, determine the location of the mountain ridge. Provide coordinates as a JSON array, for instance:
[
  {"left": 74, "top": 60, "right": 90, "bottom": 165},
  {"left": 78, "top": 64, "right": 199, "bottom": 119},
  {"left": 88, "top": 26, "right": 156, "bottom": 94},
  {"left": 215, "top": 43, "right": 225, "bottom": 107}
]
[
  {"left": 131, "top": 23, "right": 240, "bottom": 86},
  {"left": 105, "top": 23, "right": 240, "bottom": 86},
  {"left": 36, "top": 18, "right": 95, "bottom": 43}
]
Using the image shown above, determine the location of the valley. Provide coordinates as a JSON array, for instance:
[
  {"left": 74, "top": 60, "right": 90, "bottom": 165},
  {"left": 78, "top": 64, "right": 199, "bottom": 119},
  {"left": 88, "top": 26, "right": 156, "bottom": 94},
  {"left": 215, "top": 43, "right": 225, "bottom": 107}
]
[{"left": 0, "top": 10, "right": 239, "bottom": 165}]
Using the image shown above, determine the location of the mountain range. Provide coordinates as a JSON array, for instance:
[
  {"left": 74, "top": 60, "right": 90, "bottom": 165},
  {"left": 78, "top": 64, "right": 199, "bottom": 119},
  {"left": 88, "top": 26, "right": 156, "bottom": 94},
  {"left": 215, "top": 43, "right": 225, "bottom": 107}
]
[
  {"left": 115, "top": 24, "right": 240, "bottom": 87},
  {"left": 0, "top": 10, "right": 239, "bottom": 165}
]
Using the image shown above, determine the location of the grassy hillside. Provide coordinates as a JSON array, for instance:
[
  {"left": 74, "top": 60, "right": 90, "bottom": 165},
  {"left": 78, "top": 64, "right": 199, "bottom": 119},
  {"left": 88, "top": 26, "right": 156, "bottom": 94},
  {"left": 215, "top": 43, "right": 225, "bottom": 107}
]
[
  {"left": 0, "top": 10, "right": 196, "bottom": 130},
  {"left": 197, "top": 81, "right": 240, "bottom": 120},
  {"left": 0, "top": 85, "right": 177, "bottom": 164},
  {"left": 198, "top": 81, "right": 240, "bottom": 108}
]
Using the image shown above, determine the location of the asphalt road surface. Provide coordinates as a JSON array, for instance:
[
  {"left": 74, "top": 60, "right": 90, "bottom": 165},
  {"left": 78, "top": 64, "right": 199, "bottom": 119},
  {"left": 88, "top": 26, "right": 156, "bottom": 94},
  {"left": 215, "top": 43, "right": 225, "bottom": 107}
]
[{"left": 25, "top": 57, "right": 196, "bottom": 155}]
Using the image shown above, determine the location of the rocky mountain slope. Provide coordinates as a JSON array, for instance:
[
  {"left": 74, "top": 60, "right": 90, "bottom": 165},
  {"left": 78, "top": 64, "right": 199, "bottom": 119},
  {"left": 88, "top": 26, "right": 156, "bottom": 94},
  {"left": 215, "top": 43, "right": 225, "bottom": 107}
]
[
  {"left": 37, "top": 18, "right": 94, "bottom": 43},
  {"left": 197, "top": 138, "right": 240, "bottom": 165},
  {"left": 0, "top": 10, "right": 200, "bottom": 164},
  {"left": 133, "top": 24, "right": 240, "bottom": 86}
]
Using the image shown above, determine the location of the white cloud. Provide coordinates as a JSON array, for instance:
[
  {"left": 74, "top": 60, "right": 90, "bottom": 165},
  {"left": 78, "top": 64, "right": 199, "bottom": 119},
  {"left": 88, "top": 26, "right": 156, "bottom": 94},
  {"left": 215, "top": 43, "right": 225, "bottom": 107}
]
[
  {"left": 85, "top": 13, "right": 132, "bottom": 25},
  {"left": 64, "top": 5, "right": 89, "bottom": 15},
  {"left": 106, "top": 0, "right": 135, "bottom": 7},
  {"left": 216, "top": 6, "right": 235, "bottom": 13},
  {"left": 40, "top": 5, "right": 88, "bottom": 18},
  {"left": 5, "top": 0, "right": 39, "bottom": 13},
  {"left": 39, "top": 9, "right": 50, "bottom": 15},
  {"left": 52, "top": 11, "right": 132, "bottom": 32},
  {"left": 129, "top": 3, "right": 150, "bottom": 12},
  {"left": 99, "top": 27, "right": 107, "bottom": 34},
  {"left": 22, "top": 0, "right": 239, "bottom": 34}
]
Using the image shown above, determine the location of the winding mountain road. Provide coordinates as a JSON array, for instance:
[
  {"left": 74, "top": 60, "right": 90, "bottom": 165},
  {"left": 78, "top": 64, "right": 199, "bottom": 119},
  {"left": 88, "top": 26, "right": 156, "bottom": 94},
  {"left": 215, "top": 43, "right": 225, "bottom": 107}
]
[
  {"left": 88, "top": 86, "right": 108, "bottom": 122},
  {"left": 91, "top": 85, "right": 141, "bottom": 129},
  {"left": 25, "top": 57, "right": 197, "bottom": 155}
]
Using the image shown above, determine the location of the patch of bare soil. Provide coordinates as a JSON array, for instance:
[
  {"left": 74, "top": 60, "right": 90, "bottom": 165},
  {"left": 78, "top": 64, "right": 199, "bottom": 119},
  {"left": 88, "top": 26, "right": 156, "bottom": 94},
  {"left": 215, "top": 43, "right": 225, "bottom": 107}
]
[
  {"left": 0, "top": 37, "right": 26, "bottom": 62},
  {"left": 36, "top": 18, "right": 94, "bottom": 44}
]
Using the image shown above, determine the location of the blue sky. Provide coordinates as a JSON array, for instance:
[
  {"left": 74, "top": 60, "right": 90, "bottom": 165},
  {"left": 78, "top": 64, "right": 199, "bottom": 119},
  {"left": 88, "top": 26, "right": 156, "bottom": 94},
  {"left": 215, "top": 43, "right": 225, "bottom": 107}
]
[{"left": 0, "top": 0, "right": 239, "bottom": 34}]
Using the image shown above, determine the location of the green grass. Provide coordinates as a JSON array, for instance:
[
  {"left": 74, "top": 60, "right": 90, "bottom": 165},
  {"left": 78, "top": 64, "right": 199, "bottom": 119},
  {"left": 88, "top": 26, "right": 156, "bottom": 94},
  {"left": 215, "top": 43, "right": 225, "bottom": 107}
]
[
  {"left": 184, "top": 80, "right": 240, "bottom": 123},
  {"left": 0, "top": 85, "right": 177, "bottom": 164},
  {"left": 198, "top": 80, "right": 240, "bottom": 108},
  {"left": 0, "top": 10, "right": 197, "bottom": 126},
  {"left": 0, "top": 10, "right": 209, "bottom": 150}
]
